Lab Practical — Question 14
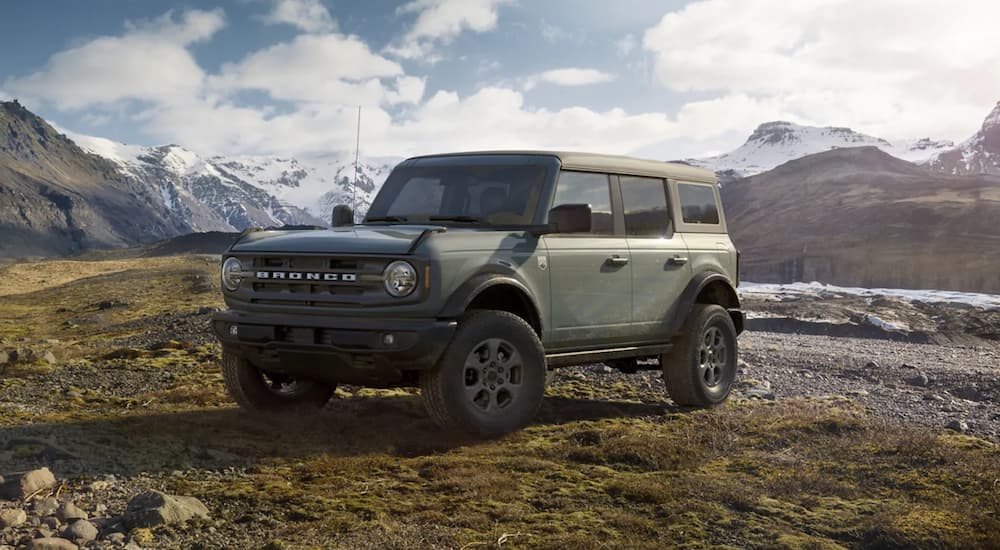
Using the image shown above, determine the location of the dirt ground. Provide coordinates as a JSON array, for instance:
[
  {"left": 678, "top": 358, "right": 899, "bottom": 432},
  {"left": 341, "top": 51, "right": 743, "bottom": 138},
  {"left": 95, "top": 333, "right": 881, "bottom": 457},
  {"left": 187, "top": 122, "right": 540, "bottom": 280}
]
[{"left": 1, "top": 256, "right": 998, "bottom": 549}]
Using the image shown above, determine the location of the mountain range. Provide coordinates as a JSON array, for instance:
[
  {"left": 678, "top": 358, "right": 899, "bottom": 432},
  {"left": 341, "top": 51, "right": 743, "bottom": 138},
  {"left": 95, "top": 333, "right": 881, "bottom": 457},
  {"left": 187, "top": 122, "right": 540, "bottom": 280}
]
[{"left": 2, "top": 98, "right": 1000, "bottom": 292}]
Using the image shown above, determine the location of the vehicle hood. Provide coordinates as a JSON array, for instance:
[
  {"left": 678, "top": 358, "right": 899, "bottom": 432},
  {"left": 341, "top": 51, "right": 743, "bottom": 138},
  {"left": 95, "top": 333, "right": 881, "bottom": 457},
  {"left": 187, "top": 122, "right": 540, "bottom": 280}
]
[{"left": 229, "top": 225, "right": 441, "bottom": 255}]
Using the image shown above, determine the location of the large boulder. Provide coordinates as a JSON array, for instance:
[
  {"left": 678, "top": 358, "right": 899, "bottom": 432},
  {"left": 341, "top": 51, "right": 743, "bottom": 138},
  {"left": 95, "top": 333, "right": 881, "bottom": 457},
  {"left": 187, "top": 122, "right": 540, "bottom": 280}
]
[
  {"left": 1, "top": 467, "right": 56, "bottom": 499},
  {"left": 25, "top": 538, "right": 79, "bottom": 550},
  {"left": 124, "top": 491, "right": 210, "bottom": 528}
]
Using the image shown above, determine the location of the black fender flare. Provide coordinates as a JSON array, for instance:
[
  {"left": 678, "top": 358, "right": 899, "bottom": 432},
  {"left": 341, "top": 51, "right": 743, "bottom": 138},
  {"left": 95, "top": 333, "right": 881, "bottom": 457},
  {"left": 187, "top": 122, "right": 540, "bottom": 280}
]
[
  {"left": 438, "top": 270, "right": 543, "bottom": 333},
  {"left": 668, "top": 271, "right": 743, "bottom": 335}
]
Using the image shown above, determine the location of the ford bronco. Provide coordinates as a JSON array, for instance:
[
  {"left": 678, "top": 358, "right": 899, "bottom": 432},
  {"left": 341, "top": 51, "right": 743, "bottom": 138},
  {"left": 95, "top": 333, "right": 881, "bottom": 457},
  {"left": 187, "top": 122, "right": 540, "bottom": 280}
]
[{"left": 212, "top": 151, "right": 743, "bottom": 435}]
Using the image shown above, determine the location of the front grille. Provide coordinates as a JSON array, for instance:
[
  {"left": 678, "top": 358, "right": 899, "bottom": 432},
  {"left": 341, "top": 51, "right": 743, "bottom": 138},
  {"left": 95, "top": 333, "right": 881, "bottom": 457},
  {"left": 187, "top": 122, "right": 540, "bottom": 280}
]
[{"left": 232, "top": 255, "right": 394, "bottom": 307}]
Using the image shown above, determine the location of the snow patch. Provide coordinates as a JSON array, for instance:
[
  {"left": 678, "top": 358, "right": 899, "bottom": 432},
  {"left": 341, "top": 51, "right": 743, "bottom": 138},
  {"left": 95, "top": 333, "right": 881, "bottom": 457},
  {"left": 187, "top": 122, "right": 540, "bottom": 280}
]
[{"left": 741, "top": 281, "right": 1000, "bottom": 310}]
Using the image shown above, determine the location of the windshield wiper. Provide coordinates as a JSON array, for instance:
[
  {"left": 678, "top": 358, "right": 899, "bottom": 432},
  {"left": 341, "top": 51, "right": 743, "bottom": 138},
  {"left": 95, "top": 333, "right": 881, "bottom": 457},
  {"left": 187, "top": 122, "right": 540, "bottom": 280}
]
[
  {"left": 365, "top": 216, "right": 409, "bottom": 223},
  {"left": 429, "top": 215, "right": 485, "bottom": 224}
]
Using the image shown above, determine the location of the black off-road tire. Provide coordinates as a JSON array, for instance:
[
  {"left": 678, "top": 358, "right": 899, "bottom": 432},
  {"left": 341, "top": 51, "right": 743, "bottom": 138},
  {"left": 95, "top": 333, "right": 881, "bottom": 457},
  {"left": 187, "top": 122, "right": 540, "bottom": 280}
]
[
  {"left": 221, "top": 347, "right": 333, "bottom": 413},
  {"left": 420, "top": 311, "right": 546, "bottom": 436},
  {"left": 661, "top": 304, "right": 738, "bottom": 407}
]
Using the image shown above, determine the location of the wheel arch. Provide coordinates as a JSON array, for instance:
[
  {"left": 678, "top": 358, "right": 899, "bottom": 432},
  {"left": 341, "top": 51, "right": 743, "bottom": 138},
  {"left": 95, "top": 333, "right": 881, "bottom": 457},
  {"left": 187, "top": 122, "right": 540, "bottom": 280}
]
[
  {"left": 670, "top": 271, "right": 744, "bottom": 335},
  {"left": 438, "top": 274, "right": 543, "bottom": 337}
]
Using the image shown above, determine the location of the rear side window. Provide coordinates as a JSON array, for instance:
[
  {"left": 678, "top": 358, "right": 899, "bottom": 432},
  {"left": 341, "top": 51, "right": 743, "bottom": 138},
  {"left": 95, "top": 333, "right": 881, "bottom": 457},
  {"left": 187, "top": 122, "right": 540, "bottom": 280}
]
[
  {"left": 677, "top": 183, "right": 720, "bottom": 224},
  {"left": 551, "top": 171, "right": 614, "bottom": 234},
  {"left": 621, "top": 176, "right": 671, "bottom": 237}
]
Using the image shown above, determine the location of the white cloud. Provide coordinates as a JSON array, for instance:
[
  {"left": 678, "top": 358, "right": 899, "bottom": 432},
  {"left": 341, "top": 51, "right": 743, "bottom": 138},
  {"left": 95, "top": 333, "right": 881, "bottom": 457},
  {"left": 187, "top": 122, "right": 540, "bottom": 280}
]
[
  {"left": 5, "top": 9, "right": 224, "bottom": 110},
  {"left": 643, "top": 0, "right": 1000, "bottom": 141},
  {"left": 387, "top": 0, "right": 510, "bottom": 60},
  {"left": 540, "top": 21, "right": 570, "bottom": 43},
  {"left": 259, "top": 0, "right": 336, "bottom": 33},
  {"left": 211, "top": 33, "right": 403, "bottom": 105},
  {"left": 536, "top": 68, "right": 616, "bottom": 87}
]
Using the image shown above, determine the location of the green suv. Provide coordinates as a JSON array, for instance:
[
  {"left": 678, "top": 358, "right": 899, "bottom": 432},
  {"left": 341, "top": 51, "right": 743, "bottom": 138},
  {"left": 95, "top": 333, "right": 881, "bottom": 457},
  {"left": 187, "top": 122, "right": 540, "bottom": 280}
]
[{"left": 212, "top": 151, "right": 743, "bottom": 435}]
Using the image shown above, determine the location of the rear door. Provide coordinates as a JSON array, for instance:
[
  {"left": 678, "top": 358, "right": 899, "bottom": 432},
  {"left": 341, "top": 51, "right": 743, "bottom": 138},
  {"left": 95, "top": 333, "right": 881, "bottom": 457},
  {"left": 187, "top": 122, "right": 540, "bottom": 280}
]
[
  {"left": 619, "top": 175, "right": 691, "bottom": 341},
  {"left": 541, "top": 171, "right": 632, "bottom": 350}
]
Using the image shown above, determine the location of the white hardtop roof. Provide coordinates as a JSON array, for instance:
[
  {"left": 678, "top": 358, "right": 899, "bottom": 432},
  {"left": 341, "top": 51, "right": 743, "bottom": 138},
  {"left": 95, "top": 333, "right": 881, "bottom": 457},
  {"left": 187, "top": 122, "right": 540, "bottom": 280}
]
[{"left": 408, "top": 150, "right": 716, "bottom": 183}]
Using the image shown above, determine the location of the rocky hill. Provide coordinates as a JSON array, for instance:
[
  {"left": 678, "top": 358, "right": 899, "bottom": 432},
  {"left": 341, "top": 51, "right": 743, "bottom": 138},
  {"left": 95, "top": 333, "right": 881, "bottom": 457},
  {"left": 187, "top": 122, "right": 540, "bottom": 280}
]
[
  {"left": 722, "top": 146, "right": 1000, "bottom": 292},
  {"left": 927, "top": 101, "right": 1000, "bottom": 176},
  {"left": 0, "top": 101, "right": 191, "bottom": 257},
  {"left": 689, "top": 121, "right": 953, "bottom": 178},
  {"left": 0, "top": 100, "right": 395, "bottom": 258}
]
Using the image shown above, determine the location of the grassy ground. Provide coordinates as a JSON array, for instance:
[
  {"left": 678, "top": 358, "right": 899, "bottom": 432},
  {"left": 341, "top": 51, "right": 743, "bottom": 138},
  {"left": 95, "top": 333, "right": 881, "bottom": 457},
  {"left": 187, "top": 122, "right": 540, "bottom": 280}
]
[{"left": 1, "top": 256, "right": 998, "bottom": 549}]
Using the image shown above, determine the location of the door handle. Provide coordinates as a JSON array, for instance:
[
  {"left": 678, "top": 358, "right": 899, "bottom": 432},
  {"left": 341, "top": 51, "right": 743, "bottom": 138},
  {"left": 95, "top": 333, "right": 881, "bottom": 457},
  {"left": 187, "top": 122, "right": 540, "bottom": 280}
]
[
  {"left": 606, "top": 256, "right": 630, "bottom": 266},
  {"left": 668, "top": 256, "right": 689, "bottom": 266}
]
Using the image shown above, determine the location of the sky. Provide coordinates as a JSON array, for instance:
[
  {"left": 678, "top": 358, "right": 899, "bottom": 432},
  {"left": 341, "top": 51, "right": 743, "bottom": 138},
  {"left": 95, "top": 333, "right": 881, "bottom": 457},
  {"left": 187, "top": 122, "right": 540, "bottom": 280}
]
[{"left": 1, "top": 0, "right": 998, "bottom": 160}]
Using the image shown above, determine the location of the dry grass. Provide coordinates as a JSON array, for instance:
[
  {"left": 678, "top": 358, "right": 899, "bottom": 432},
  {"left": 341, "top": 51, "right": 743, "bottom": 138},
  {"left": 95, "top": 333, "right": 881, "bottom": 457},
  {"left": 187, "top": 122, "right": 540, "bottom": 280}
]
[{"left": 1, "top": 256, "right": 999, "bottom": 549}]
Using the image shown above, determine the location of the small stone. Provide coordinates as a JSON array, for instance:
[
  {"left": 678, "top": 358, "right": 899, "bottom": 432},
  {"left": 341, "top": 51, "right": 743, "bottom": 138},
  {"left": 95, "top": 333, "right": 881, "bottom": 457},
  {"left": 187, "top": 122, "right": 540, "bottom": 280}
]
[
  {"left": 124, "top": 491, "right": 209, "bottom": 528},
  {"left": 904, "top": 373, "right": 930, "bottom": 387},
  {"left": 0, "top": 508, "right": 27, "bottom": 528},
  {"left": 945, "top": 419, "right": 969, "bottom": 433},
  {"left": 1, "top": 467, "right": 56, "bottom": 499},
  {"left": 56, "top": 502, "right": 88, "bottom": 522},
  {"left": 25, "top": 538, "right": 79, "bottom": 550},
  {"left": 65, "top": 390, "right": 82, "bottom": 399},
  {"left": 42, "top": 516, "right": 61, "bottom": 529},
  {"left": 600, "top": 365, "right": 613, "bottom": 374},
  {"left": 63, "top": 520, "right": 99, "bottom": 543},
  {"left": 41, "top": 351, "right": 57, "bottom": 365},
  {"left": 106, "top": 532, "right": 126, "bottom": 544},
  {"left": 94, "top": 503, "right": 108, "bottom": 515},
  {"left": 0, "top": 350, "right": 9, "bottom": 365},
  {"left": 34, "top": 497, "right": 59, "bottom": 517},
  {"left": 848, "top": 389, "right": 870, "bottom": 397}
]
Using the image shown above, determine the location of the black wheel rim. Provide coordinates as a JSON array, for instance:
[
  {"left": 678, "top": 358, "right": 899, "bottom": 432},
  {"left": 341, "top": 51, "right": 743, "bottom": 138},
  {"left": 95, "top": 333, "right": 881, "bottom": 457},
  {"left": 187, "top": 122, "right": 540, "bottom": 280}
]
[
  {"left": 698, "top": 326, "right": 728, "bottom": 388},
  {"left": 463, "top": 338, "right": 523, "bottom": 415}
]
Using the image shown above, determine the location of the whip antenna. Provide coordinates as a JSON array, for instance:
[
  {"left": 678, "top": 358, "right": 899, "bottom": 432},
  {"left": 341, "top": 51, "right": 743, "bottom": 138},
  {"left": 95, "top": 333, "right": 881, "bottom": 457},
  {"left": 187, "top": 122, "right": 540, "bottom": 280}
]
[{"left": 352, "top": 104, "right": 361, "bottom": 222}]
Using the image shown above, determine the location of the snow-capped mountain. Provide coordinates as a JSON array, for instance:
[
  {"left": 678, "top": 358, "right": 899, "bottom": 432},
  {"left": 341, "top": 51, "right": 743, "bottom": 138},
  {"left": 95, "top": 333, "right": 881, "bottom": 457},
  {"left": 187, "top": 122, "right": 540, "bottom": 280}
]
[
  {"left": 688, "top": 121, "right": 953, "bottom": 177},
  {"left": 927, "top": 101, "right": 1000, "bottom": 176},
  {"left": 66, "top": 131, "right": 395, "bottom": 231}
]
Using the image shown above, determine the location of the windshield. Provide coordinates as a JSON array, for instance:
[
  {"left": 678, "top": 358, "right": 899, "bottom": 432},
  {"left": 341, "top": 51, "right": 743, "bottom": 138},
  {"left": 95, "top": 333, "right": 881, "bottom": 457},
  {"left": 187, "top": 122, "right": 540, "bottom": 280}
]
[{"left": 365, "top": 155, "right": 557, "bottom": 226}]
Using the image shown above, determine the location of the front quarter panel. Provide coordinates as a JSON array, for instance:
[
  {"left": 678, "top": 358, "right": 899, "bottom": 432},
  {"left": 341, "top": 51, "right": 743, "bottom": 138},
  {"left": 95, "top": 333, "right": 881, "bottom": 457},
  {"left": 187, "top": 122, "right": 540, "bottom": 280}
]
[{"left": 422, "top": 230, "right": 550, "bottom": 335}]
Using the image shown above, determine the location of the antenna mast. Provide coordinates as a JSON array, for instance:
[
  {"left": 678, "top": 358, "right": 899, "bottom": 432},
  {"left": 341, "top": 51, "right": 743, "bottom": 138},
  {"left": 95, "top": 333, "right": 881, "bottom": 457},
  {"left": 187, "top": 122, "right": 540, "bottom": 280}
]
[{"left": 352, "top": 105, "right": 361, "bottom": 221}]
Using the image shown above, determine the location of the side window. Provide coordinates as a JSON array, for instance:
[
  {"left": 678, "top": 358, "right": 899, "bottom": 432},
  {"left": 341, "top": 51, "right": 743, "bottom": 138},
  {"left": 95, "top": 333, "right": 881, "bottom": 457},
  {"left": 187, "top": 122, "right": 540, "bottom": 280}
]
[
  {"left": 551, "top": 171, "right": 614, "bottom": 234},
  {"left": 677, "top": 182, "right": 720, "bottom": 224},
  {"left": 621, "top": 176, "right": 671, "bottom": 237}
]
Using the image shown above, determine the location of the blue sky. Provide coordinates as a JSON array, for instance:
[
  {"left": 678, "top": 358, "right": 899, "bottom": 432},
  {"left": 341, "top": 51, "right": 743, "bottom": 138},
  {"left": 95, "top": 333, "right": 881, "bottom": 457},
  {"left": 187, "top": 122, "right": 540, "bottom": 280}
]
[{"left": 1, "top": 0, "right": 997, "bottom": 159}]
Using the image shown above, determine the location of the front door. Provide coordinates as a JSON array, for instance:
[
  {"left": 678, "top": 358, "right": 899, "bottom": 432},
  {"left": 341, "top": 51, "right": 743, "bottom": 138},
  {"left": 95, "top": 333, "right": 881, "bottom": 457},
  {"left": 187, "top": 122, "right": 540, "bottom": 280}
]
[
  {"left": 619, "top": 175, "right": 691, "bottom": 341},
  {"left": 542, "top": 171, "right": 632, "bottom": 350}
]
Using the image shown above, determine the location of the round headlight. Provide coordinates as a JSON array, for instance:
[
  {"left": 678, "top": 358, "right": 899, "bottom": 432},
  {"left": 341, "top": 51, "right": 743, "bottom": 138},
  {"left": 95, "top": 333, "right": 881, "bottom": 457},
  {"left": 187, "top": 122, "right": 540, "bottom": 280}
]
[
  {"left": 222, "top": 257, "right": 243, "bottom": 291},
  {"left": 383, "top": 260, "right": 417, "bottom": 297}
]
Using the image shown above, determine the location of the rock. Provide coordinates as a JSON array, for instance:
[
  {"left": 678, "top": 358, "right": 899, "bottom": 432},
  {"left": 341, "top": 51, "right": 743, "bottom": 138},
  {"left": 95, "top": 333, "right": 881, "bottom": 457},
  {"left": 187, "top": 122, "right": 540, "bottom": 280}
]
[
  {"left": 945, "top": 419, "right": 969, "bottom": 433},
  {"left": 904, "top": 372, "right": 930, "bottom": 387},
  {"left": 106, "top": 532, "right": 126, "bottom": 544},
  {"left": 25, "top": 538, "right": 78, "bottom": 550},
  {"left": 41, "top": 516, "right": 61, "bottom": 529},
  {"left": 88, "top": 480, "right": 108, "bottom": 492},
  {"left": 124, "top": 491, "right": 210, "bottom": 528},
  {"left": 34, "top": 497, "right": 59, "bottom": 517},
  {"left": 40, "top": 351, "right": 57, "bottom": 365},
  {"left": 0, "top": 508, "right": 27, "bottom": 528},
  {"left": 0, "top": 350, "right": 9, "bottom": 365},
  {"left": 56, "top": 502, "right": 87, "bottom": 521},
  {"left": 600, "top": 365, "right": 613, "bottom": 374},
  {"left": 63, "top": 520, "right": 99, "bottom": 543},
  {"left": 1, "top": 467, "right": 56, "bottom": 499}
]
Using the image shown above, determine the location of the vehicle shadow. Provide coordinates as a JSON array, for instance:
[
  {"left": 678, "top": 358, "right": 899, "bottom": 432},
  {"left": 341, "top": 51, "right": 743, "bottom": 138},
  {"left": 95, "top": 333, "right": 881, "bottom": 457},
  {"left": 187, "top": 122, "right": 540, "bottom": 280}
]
[{"left": 0, "top": 396, "right": 674, "bottom": 478}]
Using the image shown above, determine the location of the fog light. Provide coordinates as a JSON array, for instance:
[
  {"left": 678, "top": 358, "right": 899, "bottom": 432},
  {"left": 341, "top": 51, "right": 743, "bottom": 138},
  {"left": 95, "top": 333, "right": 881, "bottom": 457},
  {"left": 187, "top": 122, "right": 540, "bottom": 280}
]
[
  {"left": 382, "top": 334, "right": 395, "bottom": 346},
  {"left": 229, "top": 325, "right": 239, "bottom": 336}
]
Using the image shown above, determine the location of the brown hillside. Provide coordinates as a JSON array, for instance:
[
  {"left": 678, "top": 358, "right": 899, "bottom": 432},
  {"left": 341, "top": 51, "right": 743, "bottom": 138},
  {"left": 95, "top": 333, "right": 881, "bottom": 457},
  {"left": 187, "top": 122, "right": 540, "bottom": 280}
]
[{"left": 722, "top": 146, "right": 1000, "bottom": 292}]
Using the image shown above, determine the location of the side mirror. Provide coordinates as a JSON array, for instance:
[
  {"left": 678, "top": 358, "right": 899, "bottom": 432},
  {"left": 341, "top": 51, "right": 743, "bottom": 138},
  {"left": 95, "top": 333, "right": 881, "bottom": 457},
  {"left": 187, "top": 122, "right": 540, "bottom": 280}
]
[
  {"left": 548, "top": 204, "right": 592, "bottom": 233},
  {"left": 331, "top": 205, "right": 354, "bottom": 227}
]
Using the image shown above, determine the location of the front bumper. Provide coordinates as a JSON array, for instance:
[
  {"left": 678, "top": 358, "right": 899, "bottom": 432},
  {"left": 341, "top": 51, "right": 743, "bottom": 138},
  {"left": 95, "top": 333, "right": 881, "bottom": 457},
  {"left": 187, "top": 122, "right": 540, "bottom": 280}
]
[{"left": 211, "top": 310, "right": 456, "bottom": 386}]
